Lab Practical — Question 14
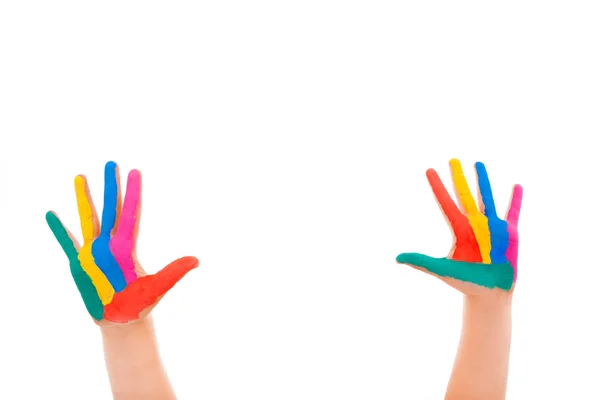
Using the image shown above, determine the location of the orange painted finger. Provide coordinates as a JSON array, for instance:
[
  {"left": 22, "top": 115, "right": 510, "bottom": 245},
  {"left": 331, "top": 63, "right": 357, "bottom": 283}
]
[{"left": 426, "top": 168, "right": 463, "bottom": 226}]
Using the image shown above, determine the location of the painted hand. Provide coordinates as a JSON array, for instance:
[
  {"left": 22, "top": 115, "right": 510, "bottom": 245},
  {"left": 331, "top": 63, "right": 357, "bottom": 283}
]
[
  {"left": 396, "top": 159, "right": 522, "bottom": 294},
  {"left": 46, "top": 161, "right": 199, "bottom": 324}
]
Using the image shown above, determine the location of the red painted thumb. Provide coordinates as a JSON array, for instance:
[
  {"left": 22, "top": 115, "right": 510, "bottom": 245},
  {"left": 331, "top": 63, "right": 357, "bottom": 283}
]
[
  {"left": 148, "top": 256, "right": 200, "bottom": 298},
  {"left": 104, "top": 256, "right": 199, "bottom": 323}
]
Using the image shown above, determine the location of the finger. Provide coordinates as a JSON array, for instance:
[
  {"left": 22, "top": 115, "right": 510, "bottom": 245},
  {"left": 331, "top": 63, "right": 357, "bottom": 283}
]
[
  {"left": 116, "top": 170, "right": 141, "bottom": 240},
  {"left": 46, "top": 211, "right": 80, "bottom": 263},
  {"left": 100, "top": 161, "right": 122, "bottom": 236},
  {"left": 396, "top": 253, "right": 514, "bottom": 291},
  {"left": 506, "top": 184, "right": 523, "bottom": 226},
  {"left": 74, "top": 175, "right": 99, "bottom": 243},
  {"left": 103, "top": 256, "right": 199, "bottom": 323},
  {"left": 109, "top": 235, "right": 138, "bottom": 284},
  {"left": 147, "top": 256, "right": 200, "bottom": 298},
  {"left": 92, "top": 236, "right": 127, "bottom": 292},
  {"left": 45, "top": 212, "right": 104, "bottom": 320},
  {"left": 426, "top": 168, "right": 463, "bottom": 226},
  {"left": 93, "top": 162, "right": 127, "bottom": 292},
  {"left": 475, "top": 161, "right": 497, "bottom": 218},
  {"left": 449, "top": 159, "right": 479, "bottom": 215},
  {"left": 72, "top": 270, "right": 105, "bottom": 320},
  {"left": 69, "top": 262, "right": 105, "bottom": 320},
  {"left": 78, "top": 247, "right": 115, "bottom": 305}
]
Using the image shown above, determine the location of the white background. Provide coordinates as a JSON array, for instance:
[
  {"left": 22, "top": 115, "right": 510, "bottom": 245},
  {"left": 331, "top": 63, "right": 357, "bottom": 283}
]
[{"left": 1, "top": 1, "right": 599, "bottom": 399}]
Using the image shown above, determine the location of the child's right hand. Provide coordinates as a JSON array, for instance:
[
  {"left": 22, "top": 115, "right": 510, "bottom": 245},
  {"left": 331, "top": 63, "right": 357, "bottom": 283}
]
[
  {"left": 46, "top": 161, "right": 199, "bottom": 325},
  {"left": 396, "top": 159, "right": 522, "bottom": 297}
]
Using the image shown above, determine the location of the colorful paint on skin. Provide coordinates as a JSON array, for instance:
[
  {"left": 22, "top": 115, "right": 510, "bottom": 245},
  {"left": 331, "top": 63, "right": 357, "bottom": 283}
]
[
  {"left": 449, "top": 159, "right": 492, "bottom": 264},
  {"left": 396, "top": 159, "right": 523, "bottom": 291},
  {"left": 46, "top": 211, "right": 105, "bottom": 320},
  {"left": 109, "top": 170, "right": 141, "bottom": 285},
  {"left": 74, "top": 175, "right": 115, "bottom": 305},
  {"left": 104, "top": 257, "right": 198, "bottom": 323},
  {"left": 46, "top": 161, "right": 199, "bottom": 323},
  {"left": 92, "top": 161, "right": 127, "bottom": 292}
]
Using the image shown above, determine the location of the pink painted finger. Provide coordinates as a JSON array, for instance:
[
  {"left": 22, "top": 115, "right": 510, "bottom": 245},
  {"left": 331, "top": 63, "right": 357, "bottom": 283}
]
[
  {"left": 506, "top": 184, "right": 523, "bottom": 227},
  {"left": 117, "top": 170, "right": 141, "bottom": 239},
  {"left": 110, "top": 237, "right": 138, "bottom": 283},
  {"left": 505, "top": 184, "right": 522, "bottom": 280}
]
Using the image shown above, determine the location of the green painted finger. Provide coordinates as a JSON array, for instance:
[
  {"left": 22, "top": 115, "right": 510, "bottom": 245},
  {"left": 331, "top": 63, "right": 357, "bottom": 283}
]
[
  {"left": 396, "top": 252, "right": 514, "bottom": 291},
  {"left": 46, "top": 211, "right": 80, "bottom": 264},
  {"left": 46, "top": 211, "right": 104, "bottom": 320},
  {"left": 68, "top": 261, "right": 105, "bottom": 320}
]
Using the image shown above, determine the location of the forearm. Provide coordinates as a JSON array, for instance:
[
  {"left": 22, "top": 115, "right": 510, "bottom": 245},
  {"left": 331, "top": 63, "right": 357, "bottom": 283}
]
[
  {"left": 445, "top": 293, "right": 513, "bottom": 400},
  {"left": 101, "top": 317, "right": 176, "bottom": 400}
]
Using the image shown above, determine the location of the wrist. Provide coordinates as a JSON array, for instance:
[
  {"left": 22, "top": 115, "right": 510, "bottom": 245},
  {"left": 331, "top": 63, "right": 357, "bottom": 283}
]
[
  {"left": 101, "top": 317, "right": 174, "bottom": 399},
  {"left": 463, "top": 292, "right": 512, "bottom": 325},
  {"left": 101, "top": 316, "right": 160, "bottom": 368},
  {"left": 100, "top": 316, "right": 155, "bottom": 340},
  {"left": 465, "top": 290, "right": 512, "bottom": 309}
]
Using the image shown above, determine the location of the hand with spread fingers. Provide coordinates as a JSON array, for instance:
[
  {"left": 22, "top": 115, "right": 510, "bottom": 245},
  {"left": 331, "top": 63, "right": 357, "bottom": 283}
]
[
  {"left": 46, "top": 161, "right": 199, "bottom": 325},
  {"left": 396, "top": 158, "right": 523, "bottom": 296},
  {"left": 397, "top": 158, "right": 523, "bottom": 400},
  {"left": 46, "top": 161, "right": 199, "bottom": 398}
]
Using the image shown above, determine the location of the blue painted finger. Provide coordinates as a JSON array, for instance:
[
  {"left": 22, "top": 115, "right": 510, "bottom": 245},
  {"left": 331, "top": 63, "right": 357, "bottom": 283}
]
[
  {"left": 475, "top": 162, "right": 497, "bottom": 217},
  {"left": 475, "top": 162, "right": 509, "bottom": 264},
  {"left": 92, "top": 161, "right": 127, "bottom": 292}
]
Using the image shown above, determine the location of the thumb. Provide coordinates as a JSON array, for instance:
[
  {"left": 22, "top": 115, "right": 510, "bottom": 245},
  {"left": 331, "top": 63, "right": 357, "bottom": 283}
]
[
  {"left": 396, "top": 253, "right": 514, "bottom": 291},
  {"left": 103, "top": 256, "right": 199, "bottom": 322},
  {"left": 396, "top": 253, "right": 456, "bottom": 278},
  {"left": 146, "top": 256, "right": 200, "bottom": 299}
]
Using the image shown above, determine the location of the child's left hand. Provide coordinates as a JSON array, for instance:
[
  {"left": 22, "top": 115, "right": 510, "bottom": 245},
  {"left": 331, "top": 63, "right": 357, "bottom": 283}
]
[{"left": 46, "top": 161, "right": 199, "bottom": 325}]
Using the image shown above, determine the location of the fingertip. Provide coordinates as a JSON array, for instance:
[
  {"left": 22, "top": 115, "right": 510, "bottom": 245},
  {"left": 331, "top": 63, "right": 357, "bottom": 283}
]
[
  {"left": 426, "top": 169, "right": 444, "bottom": 188},
  {"left": 396, "top": 253, "right": 414, "bottom": 264},
  {"left": 128, "top": 169, "right": 141, "bottom": 180},
  {"left": 45, "top": 210, "right": 55, "bottom": 221},
  {"left": 511, "top": 184, "right": 523, "bottom": 203},
  {"left": 105, "top": 161, "right": 117, "bottom": 171},
  {"left": 449, "top": 158, "right": 460, "bottom": 167},
  {"left": 74, "top": 175, "right": 86, "bottom": 187},
  {"left": 514, "top": 184, "right": 523, "bottom": 194},
  {"left": 425, "top": 168, "right": 438, "bottom": 179},
  {"left": 475, "top": 161, "right": 485, "bottom": 170},
  {"left": 126, "top": 170, "right": 142, "bottom": 191},
  {"left": 45, "top": 211, "right": 60, "bottom": 227},
  {"left": 180, "top": 256, "right": 200, "bottom": 270}
]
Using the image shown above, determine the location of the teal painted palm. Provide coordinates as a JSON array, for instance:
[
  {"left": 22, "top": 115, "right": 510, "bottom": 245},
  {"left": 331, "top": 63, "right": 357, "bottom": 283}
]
[{"left": 396, "top": 160, "right": 523, "bottom": 294}]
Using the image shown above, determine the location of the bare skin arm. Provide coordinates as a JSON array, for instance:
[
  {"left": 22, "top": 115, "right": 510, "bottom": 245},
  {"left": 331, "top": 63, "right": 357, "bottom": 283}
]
[
  {"left": 445, "top": 292, "right": 512, "bottom": 400},
  {"left": 101, "top": 317, "right": 176, "bottom": 400}
]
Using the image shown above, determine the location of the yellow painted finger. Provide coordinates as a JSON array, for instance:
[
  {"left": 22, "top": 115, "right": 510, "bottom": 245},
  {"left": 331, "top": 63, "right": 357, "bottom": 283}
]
[
  {"left": 449, "top": 159, "right": 478, "bottom": 215},
  {"left": 449, "top": 159, "right": 492, "bottom": 263},
  {"left": 74, "top": 175, "right": 98, "bottom": 243},
  {"left": 78, "top": 244, "right": 115, "bottom": 305},
  {"left": 466, "top": 214, "right": 492, "bottom": 263}
]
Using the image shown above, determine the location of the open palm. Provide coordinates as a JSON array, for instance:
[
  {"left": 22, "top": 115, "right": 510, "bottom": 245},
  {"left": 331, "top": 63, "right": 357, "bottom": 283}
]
[
  {"left": 46, "top": 161, "right": 199, "bottom": 324},
  {"left": 396, "top": 159, "right": 522, "bottom": 296}
]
